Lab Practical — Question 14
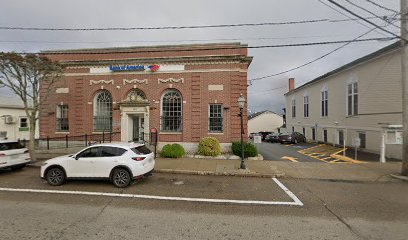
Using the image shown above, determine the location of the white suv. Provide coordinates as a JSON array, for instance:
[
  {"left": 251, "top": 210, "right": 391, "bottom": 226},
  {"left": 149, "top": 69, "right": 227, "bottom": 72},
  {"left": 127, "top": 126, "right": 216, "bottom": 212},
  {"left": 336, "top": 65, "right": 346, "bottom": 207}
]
[
  {"left": 0, "top": 140, "right": 30, "bottom": 170},
  {"left": 40, "top": 142, "right": 155, "bottom": 188}
]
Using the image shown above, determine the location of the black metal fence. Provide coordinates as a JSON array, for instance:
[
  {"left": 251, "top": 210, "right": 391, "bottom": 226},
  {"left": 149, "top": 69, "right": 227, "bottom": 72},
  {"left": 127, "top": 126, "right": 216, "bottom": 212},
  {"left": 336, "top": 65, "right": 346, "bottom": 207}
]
[{"left": 20, "top": 132, "right": 121, "bottom": 150}]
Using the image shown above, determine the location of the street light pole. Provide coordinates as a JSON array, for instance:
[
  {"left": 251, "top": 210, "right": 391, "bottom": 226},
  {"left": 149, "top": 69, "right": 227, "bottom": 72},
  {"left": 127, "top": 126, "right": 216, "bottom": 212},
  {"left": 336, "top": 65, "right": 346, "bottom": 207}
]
[
  {"left": 238, "top": 94, "right": 246, "bottom": 169},
  {"left": 402, "top": 0, "right": 408, "bottom": 176}
]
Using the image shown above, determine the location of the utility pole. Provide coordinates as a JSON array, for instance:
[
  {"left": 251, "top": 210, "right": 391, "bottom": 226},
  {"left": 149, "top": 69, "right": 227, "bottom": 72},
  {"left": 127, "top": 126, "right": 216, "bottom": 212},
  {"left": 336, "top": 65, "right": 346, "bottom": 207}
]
[{"left": 402, "top": 0, "right": 408, "bottom": 176}]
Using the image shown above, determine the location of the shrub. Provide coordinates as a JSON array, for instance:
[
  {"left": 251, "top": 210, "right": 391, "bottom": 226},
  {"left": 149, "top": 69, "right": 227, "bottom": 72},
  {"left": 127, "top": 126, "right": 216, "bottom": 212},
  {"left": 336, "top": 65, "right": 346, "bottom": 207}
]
[
  {"left": 231, "top": 141, "right": 258, "bottom": 158},
  {"left": 197, "top": 137, "right": 221, "bottom": 156},
  {"left": 160, "top": 143, "right": 185, "bottom": 158}
]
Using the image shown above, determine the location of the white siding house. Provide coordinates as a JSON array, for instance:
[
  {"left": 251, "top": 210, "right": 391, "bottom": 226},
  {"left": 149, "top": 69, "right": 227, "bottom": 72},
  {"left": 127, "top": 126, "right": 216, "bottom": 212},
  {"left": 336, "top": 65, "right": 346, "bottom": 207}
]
[
  {"left": 285, "top": 42, "right": 402, "bottom": 160},
  {"left": 248, "top": 110, "right": 283, "bottom": 134},
  {"left": 0, "top": 96, "right": 39, "bottom": 140}
]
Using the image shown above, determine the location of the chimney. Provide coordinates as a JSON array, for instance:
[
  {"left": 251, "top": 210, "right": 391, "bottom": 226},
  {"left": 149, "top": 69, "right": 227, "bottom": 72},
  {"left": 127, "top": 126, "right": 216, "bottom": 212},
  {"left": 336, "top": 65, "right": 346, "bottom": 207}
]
[{"left": 288, "top": 78, "right": 295, "bottom": 92}]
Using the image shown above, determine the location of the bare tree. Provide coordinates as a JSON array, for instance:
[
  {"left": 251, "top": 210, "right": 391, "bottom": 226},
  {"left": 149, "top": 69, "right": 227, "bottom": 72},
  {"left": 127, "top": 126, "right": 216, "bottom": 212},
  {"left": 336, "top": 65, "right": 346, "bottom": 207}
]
[{"left": 0, "top": 52, "right": 63, "bottom": 161}]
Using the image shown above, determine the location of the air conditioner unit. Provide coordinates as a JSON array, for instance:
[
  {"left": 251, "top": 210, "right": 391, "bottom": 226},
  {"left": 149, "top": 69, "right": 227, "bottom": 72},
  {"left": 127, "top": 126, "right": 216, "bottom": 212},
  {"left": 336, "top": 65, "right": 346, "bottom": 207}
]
[{"left": 4, "top": 115, "right": 16, "bottom": 124}]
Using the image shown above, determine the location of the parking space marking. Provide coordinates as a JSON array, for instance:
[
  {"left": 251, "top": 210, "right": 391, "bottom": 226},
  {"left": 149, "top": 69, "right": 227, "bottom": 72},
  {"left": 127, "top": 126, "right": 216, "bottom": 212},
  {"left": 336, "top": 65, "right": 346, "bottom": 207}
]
[
  {"left": 281, "top": 156, "right": 299, "bottom": 162},
  {"left": 0, "top": 178, "right": 303, "bottom": 206}
]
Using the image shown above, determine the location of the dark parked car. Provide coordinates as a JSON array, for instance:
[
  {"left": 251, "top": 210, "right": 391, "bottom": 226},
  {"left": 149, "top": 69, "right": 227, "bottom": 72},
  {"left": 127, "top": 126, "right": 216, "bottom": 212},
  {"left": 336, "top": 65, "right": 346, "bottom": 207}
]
[
  {"left": 279, "top": 132, "right": 306, "bottom": 144},
  {"left": 265, "top": 133, "right": 282, "bottom": 143},
  {"left": 258, "top": 131, "right": 273, "bottom": 141}
]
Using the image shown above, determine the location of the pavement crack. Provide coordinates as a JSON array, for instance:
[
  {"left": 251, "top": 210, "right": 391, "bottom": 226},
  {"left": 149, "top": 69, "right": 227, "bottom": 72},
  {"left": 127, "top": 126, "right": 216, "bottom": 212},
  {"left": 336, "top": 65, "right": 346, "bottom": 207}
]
[{"left": 295, "top": 178, "right": 369, "bottom": 240}]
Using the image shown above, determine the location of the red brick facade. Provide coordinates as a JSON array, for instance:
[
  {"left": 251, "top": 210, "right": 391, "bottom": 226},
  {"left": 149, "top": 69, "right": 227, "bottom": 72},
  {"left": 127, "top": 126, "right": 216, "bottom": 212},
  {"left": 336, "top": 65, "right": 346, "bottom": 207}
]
[{"left": 40, "top": 43, "right": 252, "bottom": 145}]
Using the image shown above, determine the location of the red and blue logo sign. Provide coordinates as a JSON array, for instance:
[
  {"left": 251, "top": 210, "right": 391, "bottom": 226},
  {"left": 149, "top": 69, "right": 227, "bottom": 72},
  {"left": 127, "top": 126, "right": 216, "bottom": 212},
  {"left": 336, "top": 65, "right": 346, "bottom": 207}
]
[
  {"left": 148, "top": 64, "right": 160, "bottom": 72},
  {"left": 109, "top": 64, "right": 160, "bottom": 72}
]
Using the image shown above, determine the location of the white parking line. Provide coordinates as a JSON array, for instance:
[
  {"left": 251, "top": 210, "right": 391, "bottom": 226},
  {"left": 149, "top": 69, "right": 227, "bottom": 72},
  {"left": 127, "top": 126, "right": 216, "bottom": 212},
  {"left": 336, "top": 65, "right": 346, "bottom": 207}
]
[{"left": 0, "top": 178, "right": 303, "bottom": 206}]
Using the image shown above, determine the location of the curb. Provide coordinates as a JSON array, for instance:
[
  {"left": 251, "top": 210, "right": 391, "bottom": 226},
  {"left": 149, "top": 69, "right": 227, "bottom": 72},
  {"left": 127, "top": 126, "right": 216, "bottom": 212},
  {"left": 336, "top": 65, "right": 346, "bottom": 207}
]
[
  {"left": 154, "top": 169, "right": 285, "bottom": 178},
  {"left": 390, "top": 174, "right": 408, "bottom": 182}
]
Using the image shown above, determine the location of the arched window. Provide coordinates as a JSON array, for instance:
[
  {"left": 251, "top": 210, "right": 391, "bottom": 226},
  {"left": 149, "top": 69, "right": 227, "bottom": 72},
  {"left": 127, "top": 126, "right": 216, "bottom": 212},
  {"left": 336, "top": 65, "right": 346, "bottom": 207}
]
[
  {"left": 93, "top": 90, "right": 112, "bottom": 131},
  {"left": 161, "top": 89, "right": 182, "bottom": 132},
  {"left": 127, "top": 89, "right": 146, "bottom": 102}
]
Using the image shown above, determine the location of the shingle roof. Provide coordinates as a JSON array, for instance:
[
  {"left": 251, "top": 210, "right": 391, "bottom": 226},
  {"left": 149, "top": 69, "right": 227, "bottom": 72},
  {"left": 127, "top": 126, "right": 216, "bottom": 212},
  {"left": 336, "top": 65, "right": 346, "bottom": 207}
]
[
  {"left": 0, "top": 95, "right": 25, "bottom": 109},
  {"left": 248, "top": 110, "right": 282, "bottom": 120}
]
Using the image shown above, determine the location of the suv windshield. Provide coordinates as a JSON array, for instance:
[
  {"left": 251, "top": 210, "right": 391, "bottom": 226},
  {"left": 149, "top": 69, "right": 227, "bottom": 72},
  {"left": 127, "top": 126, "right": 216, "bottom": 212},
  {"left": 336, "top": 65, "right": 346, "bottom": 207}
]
[
  {"left": 0, "top": 142, "right": 25, "bottom": 151},
  {"left": 131, "top": 145, "right": 152, "bottom": 155}
]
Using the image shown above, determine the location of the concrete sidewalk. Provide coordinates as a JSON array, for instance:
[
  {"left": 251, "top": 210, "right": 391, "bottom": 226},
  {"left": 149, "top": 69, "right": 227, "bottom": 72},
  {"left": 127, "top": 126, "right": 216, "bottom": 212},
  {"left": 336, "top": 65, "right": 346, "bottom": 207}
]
[
  {"left": 29, "top": 157, "right": 405, "bottom": 182},
  {"left": 154, "top": 158, "right": 403, "bottom": 182}
]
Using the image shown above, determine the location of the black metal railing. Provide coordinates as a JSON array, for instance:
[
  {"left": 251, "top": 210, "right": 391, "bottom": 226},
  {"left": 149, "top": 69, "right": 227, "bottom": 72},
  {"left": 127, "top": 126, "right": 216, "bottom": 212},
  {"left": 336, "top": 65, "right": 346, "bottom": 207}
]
[{"left": 22, "top": 132, "right": 121, "bottom": 150}]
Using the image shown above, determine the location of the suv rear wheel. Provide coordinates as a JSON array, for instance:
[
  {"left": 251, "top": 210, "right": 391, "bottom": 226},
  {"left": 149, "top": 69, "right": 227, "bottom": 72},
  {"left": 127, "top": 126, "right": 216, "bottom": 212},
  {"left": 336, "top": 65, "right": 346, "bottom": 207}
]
[{"left": 111, "top": 168, "right": 131, "bottom": 188}]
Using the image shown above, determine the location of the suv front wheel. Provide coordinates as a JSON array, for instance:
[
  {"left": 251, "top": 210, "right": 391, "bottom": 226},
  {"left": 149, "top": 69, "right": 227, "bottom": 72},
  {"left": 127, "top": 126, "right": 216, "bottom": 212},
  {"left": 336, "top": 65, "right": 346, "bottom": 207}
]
[{"left": 46, "top": 167, "right": 66, "bottom": 186}]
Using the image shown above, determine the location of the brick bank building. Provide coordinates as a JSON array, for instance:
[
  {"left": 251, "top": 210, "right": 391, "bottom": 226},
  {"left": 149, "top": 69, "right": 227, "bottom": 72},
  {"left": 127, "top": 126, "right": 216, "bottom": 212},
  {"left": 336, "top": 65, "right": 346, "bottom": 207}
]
[{"left": 40, "top": 43, "right": 252, "bottom": 152}]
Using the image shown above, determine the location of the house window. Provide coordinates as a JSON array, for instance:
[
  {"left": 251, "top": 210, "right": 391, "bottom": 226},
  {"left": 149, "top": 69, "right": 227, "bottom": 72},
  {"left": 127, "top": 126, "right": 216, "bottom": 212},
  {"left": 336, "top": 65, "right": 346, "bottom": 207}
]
[
  {"left": 323, "top": 129, "right": 328, "bottom": 142},
  {"left": 302, "top": 127, "right": 306, "bottom": 136},
  {"left": 303, "top": 96, "right": 309, "bottom": 118},
  {"left": 20, "top": 117, "right": 28, "bottom": 128},
  {"left": 359, "top": 132, "right": 366, "bottom": 148},
  {"left": 292, "top": 126, "right": 295, "bottom": 132},
  {"left": 209, "top": 104, "right": 223, "bottom": 132},
  {"left": 291, "top": 98, "right": 296, "bottom": 118},
  {"left": 347, "top": 82, "right": 358, "bottom": 116},
  {"left": 321, "top": 90, "right": 328, "bottom": 117},
  {"left": 93, "top": 91, "right": 112, "bottom": 131},
  {"left": 56, "top": 105, "right": 69, "bottom": 131},
  {"left": 161, "top": 89, "right": 182, "bottom": 132}
]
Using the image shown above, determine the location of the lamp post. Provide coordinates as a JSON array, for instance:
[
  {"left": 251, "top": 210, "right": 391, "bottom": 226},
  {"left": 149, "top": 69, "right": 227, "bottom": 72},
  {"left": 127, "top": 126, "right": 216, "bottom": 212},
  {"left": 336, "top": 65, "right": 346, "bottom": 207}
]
[{"left": 238, "top": 94, "right": 246, "bottom": 169}]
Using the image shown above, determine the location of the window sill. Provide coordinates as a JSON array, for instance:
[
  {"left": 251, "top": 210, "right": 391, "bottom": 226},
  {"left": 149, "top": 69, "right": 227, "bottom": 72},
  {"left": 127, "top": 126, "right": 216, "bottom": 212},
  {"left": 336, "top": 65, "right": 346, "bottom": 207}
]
[
  {"left": 209, "top": 132, "right": 224, "bottom": 135},
  {"left": 159, "top": 132, "right": 182, "bottom": 135},
  {"left": 346, "top": 115, "right": 359, "bottom": 118},
  {"left": 55, "top": 132, "right": 69, "bottom": 134}
]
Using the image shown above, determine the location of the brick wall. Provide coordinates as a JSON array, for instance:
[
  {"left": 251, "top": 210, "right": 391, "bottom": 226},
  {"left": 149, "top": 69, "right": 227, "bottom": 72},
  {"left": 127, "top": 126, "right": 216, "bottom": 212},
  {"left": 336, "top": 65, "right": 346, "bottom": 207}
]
[{"left": 40, "top": 43, "right": 251, "bottom": 144}]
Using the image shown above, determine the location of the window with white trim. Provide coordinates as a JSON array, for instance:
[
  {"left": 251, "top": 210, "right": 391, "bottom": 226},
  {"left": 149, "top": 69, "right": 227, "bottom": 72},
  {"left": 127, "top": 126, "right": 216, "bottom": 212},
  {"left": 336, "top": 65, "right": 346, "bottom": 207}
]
[
  {"left": 321, "top": 90, "right": 328, "bottom": 117},
  {"left": 93, "top": 91, "right": 112, "bottom": 131},
  {"left": 56, "top": 105, "right": 69, "bottom": 131},
  {"left": 347, "top": 82, "right": 358, "bottom": 116},
  {"left": 291, "top": 98, "right": 296, "bottom": 118},
  {"left": 161, "top": 89, "right": 182, "bottom": 132},
  {"left": 20, "top": 117, "right": 28, "bottom": 128},
  {"left": 303, "top": 95, "right": 309, "bottom": 118},
  {"left": 208, "top": 104, "right": 223, "bottom": 132}
]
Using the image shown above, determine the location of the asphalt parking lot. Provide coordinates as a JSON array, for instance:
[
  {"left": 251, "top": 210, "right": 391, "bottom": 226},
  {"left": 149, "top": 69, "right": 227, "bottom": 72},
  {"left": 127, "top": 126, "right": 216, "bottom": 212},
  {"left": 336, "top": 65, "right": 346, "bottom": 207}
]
[{"left": 256, "top": 142, "right": 321, "bottom": 162}]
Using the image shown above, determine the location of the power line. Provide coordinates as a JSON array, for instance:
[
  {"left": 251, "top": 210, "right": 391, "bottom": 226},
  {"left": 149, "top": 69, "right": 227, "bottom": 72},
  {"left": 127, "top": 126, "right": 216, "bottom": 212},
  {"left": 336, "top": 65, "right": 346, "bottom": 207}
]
[
  {"left": 27, "top": 37, "right": 395, "bottom": 55},
  {"left": 327, "top": 0, "right": 406, "bottom": 42},
  {"left": 0, "top": 17, "right": 392, "bottom": 31},
  {"left": 343, "top": 0, "right": 400, "bottom": 29},
  {"left": 317, "top": 0, "right": 387, "bottom": 35},
  {"left": 248, "top": 29, "right": 389, "bottom": 82},
  {"left": 363, "top": 0, "right": 400, "bottom": 14},
  {"left": 248, "top": 14, "right": 399, "bottom": 84},
  {"left": 0, "top": 33, "right": 372, "bottom": 45},
  {"left": 248, "top": 86, "right": 286, "bottom": 94}
]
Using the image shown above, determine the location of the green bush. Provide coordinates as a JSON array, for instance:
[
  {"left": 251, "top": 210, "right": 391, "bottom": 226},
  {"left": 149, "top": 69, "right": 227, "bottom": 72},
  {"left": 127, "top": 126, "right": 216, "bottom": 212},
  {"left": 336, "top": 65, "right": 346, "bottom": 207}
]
[
  {"left": 231, "top": 141, "right": 258, "bottom": 158},
  {"left": 160, "top": 144, "right": 185, "bottom": 158},
  {"left": 197, "top": 137, "right": 221, "bottom": 156}
]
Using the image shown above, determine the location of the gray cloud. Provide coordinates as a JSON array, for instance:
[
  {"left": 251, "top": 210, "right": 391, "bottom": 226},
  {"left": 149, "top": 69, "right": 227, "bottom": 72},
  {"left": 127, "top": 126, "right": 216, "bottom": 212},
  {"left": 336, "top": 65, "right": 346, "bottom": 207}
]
[{"left": 0, "top": 0, "right": 400, "bottom": 111}]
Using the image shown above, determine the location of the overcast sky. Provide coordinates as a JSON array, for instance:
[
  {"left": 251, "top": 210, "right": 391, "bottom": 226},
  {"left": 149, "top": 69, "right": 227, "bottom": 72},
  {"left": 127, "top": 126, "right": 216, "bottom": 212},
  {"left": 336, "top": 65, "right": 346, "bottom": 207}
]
[{"left": 0, "top": 0, "right": 400, "bottom": 114}]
